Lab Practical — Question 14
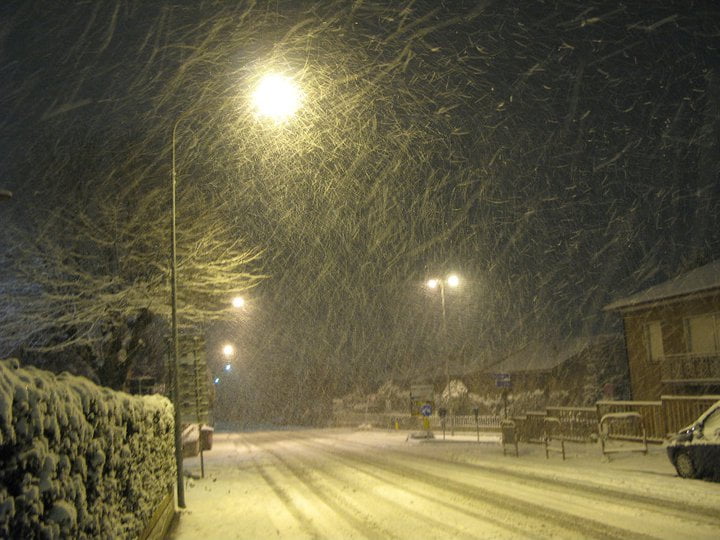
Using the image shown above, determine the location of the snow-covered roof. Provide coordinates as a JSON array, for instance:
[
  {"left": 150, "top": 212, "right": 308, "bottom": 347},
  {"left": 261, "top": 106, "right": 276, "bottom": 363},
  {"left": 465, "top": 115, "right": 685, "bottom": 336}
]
[
  {"left": 604, "top": 259, "right": 720, "bottom": 312},
  {"left": 485, "top": 334, "right": 619, "bottom": 374}
]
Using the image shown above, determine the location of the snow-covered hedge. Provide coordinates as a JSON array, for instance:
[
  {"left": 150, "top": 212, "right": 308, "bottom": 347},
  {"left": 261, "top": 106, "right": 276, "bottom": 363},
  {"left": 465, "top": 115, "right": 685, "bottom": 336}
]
[{"left": 0, "top": 358, "right": 175, "bottom": 539}]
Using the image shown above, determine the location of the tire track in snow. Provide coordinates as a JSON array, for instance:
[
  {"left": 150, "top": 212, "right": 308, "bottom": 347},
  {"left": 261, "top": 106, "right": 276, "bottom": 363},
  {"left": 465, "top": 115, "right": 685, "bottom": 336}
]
[
  {"left": 264, "top": 436, "right": 540, "bottom": 539},
  {"left": 333, "top": 435, "right": 720, "bottom": 527},
  {"left": 262, "top": 437, "right": 493, "bottom": 539},
  {"left": 286, "top": 433, "right": 653, "bottom": 539},
  {"left": 242, "top": 435, "right": 398, "bottom": 539},
  {"left": 232, "top": 436, "right": 322, "bottom": 539}
]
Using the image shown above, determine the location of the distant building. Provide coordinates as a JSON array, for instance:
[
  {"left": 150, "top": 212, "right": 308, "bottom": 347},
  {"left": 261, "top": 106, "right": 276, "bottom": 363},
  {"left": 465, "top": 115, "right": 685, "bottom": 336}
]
[
  {"left": 604, "top": 260, "right": 720, "bottom": 400},
  {"left": 464, "top": 334, "right": 628, "bottom": 406}
]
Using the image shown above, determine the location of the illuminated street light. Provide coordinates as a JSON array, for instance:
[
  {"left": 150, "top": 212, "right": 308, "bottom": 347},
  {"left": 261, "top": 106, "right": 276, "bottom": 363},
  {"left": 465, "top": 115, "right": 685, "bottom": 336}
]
[
  {"left": 231, "top": 296, "right": 245, "bottom": 309},
  {"left": 251, "top": 73, "right": 302, "bottom": 123},
  {"left": 224, "top": 363, "right": 232, "bottom": 372},
  {"left": 169, "top": 73, "right": 303, "bottom": 507},
  {"left": 222, "top": 343, "right": 235, "bottom": 358},
  {"left": 213, "top": 377, "right": 220, "bottom": 385}
]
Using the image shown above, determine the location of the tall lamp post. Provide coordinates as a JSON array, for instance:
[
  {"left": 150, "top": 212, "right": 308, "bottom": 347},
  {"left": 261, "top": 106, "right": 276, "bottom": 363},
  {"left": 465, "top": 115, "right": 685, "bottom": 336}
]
[
  {"left": 169, "top": 73, "right": 302, "bottom": 508},
  {"left": 426, "top": 274, "right": 460, "bottom": 398}
]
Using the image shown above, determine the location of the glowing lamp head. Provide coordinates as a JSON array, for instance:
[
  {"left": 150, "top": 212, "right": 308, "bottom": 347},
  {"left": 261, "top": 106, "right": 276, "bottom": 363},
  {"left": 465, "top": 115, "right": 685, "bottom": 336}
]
[
  {"left": 252, "top": 73, "right": 302, "bottom": 123},
  {"left": 222, "top": 344, "right": 235, "bottom": 357},
  {"left": 447, "top": 274, "right": 460, "bottom": 288},
  {"left": 232, "top": 296, "right": 245, "bottom": 309},
  {"left": 427, "top": 279, "right": 439, "bottom": 289}
]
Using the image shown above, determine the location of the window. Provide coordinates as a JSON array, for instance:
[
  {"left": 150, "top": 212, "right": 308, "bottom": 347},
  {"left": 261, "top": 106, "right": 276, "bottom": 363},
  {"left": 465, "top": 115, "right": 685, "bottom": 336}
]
[
  {"left": 643, "top": 321, "right": 664, "bottom": 362},
  {"left": 684, "top": 314, "right": 720, "bottom": 354}
]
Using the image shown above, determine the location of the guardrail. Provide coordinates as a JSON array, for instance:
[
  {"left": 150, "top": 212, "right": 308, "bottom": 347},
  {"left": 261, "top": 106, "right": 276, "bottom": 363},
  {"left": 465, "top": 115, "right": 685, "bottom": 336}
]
[{"left": 596, "top": 400, "right": 665, "bottom": 442}]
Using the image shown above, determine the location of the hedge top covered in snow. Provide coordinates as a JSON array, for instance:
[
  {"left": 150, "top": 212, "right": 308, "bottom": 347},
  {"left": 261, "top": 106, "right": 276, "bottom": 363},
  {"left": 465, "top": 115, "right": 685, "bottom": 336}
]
[{"left": 0, "top": 358, "right": 175, "bottom": 539}]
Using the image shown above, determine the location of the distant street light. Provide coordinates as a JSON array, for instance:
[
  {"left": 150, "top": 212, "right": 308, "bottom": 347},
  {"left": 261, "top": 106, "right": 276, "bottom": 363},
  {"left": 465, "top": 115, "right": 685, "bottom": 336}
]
[
  {"left": 231, "top": 296, "right": 245, "bottom": 309},
  {"left": 169, "top": 72, "right": 303, "bottom": 508},
  {"left": 426, "top": 274, "right": 461, "bottom": 394},
  {"left": 222, "top": 343, "right": 236, "bottom": 358}
]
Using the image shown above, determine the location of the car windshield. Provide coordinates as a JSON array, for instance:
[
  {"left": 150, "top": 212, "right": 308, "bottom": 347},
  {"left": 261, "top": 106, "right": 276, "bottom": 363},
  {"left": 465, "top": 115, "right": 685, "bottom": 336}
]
[{"left": 703, "top": 408, "right": 720, "bottom": 442}]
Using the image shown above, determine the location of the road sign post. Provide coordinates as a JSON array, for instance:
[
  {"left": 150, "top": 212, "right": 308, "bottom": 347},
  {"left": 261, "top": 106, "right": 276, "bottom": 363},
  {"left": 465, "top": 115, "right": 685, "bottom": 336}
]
[
  {"left": 420, "top": 402, "right": 432, "bottom": 432},
  {"left": 494, "top": 373, "right": 512, "bottom": 388},
  {"left": 494, "top": 374, "right": 512, "bottom": 419},
  {"left": 438, "top": 407, "right": 447, "bottom": 440},
  {"left": 410, "top": 385, "right": 434, "bottom": 417}
]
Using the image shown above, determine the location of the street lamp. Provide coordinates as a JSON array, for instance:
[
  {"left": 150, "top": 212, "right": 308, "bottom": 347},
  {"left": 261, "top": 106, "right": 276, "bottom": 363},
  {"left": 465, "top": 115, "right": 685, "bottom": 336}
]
[
  {"left": 426, "top": 274, "right": 460, "bottom": 395},
  {"left": 0, "top": 189, "right": 12, "bottom": 201},
  {"left": 222, "top": 343, "right": 236, "bottom": 374},
  {"left": 231, "top": 296, "right": 245, "bottom": 309},
  {"left": 222, "top": 343, "right": 235, "bottom": 358},
  {"left": 169, "top": 72, "right": 302, "bottom": 507},
  {"left": 251, "top": 73, "right": 303, "bottom": 122}
]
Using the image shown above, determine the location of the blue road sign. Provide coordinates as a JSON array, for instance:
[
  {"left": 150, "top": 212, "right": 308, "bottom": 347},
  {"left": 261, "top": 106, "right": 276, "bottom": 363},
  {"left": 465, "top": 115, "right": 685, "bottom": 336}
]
[
  {"left": 420, "top": 403, "right": 433, "bottom": 417},
  {"left": 494, "top": 373, "right": 512, "bottom": 388}
]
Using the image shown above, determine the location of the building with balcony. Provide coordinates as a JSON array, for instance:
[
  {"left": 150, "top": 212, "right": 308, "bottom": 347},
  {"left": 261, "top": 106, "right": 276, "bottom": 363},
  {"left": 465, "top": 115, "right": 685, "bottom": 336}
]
[{"left": 604, "top": 260, "right": 720, "bottom": 400}]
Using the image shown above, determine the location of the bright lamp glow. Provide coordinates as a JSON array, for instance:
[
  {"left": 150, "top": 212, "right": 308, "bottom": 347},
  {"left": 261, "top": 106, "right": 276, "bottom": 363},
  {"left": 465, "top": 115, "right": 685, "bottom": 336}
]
[
  {"left": 427, "top": 279, "right": 439, "bottom": 289},
  {"left": 252, "top": 73, "right": 302, "bottom": 122},
  {"left": 224, "top": 363, "right": 232, "bottom": 372},
  {"left": 447, "top": 274, "right": 460, "bottom": 287},
  {"left": 232, "top": 296, "right": 245, "bottom": 309},
  {"left": 222, "top": 344, "right": 235, "bottom": 357}
]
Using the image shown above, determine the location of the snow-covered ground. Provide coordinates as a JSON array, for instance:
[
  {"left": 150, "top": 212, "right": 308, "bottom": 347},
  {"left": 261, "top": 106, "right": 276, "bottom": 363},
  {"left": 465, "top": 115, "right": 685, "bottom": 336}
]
[{"left": 172, "top": 428, "right": 720, "bottom": 539}]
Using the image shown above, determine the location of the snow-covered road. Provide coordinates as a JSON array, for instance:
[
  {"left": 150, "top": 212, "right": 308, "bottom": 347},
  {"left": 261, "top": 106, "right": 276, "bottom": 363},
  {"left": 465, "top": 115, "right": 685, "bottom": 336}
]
[{"left": 170, "top": 429, "right": 720, "bottom": 539}]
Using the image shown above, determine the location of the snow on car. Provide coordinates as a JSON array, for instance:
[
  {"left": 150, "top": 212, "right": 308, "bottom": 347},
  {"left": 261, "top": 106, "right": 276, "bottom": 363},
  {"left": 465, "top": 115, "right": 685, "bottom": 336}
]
[{"left": 666, "top": 399, "right": 720, "bottom": 480}]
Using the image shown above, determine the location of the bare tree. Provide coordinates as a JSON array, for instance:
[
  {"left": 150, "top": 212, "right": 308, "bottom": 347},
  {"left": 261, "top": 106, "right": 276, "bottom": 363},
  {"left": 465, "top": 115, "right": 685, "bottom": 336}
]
[{"left": 0, "top": 175, "right": 263, "bottom": 385}]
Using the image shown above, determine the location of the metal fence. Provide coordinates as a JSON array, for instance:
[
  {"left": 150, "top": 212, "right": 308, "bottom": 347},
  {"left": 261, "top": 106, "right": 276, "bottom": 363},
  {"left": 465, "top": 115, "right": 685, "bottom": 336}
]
[
  {"left": 331, "top": 411, "right": 501, "bottom": 431},
  {"left": 333, "top": 394, "right": 720, "bottom": 445},
  {"left": 546, "top": 406, "right": 598, "bottom": 442},
  {"left": 661, "top": 395, "right": 720, "bottom": 434}
]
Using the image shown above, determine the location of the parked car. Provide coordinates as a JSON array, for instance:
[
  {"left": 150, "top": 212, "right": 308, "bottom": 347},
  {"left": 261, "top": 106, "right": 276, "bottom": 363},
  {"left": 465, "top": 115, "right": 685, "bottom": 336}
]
[{"left": 666, "top": 400, "right": 720, "bottom": 480}]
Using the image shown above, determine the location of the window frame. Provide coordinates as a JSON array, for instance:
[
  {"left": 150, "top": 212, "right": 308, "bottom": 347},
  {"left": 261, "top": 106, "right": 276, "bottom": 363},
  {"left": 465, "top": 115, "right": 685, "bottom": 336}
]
[
  {"left": 683, "top": 312, "right": 720, "bottom": 355},
  {"left": 643, "top": 320, "right": 664, "bottom": 363}
]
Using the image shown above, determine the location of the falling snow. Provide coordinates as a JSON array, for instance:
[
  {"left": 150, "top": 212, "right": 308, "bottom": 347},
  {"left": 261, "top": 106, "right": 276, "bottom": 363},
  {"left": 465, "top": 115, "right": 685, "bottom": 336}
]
[{"left": 1, "top": 1, "right": 719, "bottom": 422}]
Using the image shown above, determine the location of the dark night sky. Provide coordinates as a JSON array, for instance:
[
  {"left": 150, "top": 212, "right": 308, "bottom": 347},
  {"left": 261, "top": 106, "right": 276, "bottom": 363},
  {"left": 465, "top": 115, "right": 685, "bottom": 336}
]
[{"left": 1, "top": 1, "right": 719, "bottom": 420}]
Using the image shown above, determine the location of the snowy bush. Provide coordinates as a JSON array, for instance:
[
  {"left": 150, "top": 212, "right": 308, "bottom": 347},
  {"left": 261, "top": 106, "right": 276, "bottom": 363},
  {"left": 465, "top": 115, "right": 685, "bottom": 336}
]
[{"left": 0, "top": 359, "right": 174, "bottom": 539}]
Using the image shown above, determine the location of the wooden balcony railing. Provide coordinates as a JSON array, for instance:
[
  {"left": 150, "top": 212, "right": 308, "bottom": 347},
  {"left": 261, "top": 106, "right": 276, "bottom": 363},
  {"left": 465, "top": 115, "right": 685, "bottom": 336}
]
[{"left": 660, "top": 352, "right": 720, "bottom": 383}]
